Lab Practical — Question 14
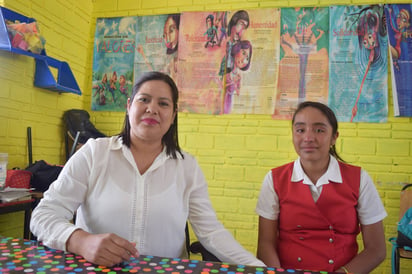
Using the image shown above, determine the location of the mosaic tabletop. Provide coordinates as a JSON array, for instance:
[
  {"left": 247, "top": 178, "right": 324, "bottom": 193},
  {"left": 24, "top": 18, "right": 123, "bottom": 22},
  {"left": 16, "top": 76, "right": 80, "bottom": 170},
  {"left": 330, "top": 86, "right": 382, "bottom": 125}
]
[{"left": 0, "top": 236, "right": 333, "bottom": 273}]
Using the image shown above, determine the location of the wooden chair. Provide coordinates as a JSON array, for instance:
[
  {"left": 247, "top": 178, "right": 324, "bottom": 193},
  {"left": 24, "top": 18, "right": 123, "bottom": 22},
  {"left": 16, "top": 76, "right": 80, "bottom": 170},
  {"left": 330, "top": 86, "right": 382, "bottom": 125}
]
[{"left": 390, "top": 184, "right": 412, "bottom": 274}]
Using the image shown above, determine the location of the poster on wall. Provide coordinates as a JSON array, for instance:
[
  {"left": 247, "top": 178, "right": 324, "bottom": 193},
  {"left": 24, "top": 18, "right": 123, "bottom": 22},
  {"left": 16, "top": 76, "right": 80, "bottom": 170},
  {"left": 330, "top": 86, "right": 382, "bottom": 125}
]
[
  {"left": 177, "top": 11, "right": 228, "bottom": 114},
  {"left": 226, "top": 8, "right": 280, "bottom": 115},
  {"left": 134, "top": 14, "right": 180, "bottom": 83},
  {"left": 385, "top": 4, "right": 412, "bottom": 117},
  {"left": 272, "top": 7, "right": 330, "bottom": 120},
  {"left": 328, "top": 5, "right": 388, "bottom": 122},
  {"left": 91, "top": 17, "right": 137, "bottom": 111}
]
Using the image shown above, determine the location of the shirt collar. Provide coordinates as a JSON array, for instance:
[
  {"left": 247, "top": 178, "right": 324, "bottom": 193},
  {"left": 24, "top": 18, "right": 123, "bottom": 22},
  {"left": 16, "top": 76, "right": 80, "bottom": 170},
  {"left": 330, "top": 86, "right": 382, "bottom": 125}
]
[
  {"left": 112, "top": 135, "right": 179, "bottom": 161},
  {"left": 291, "top": 155, "right": 343, "bottom": 185},
  {"left": 110, "top": 136, "right": 123, "bottom": 150}
]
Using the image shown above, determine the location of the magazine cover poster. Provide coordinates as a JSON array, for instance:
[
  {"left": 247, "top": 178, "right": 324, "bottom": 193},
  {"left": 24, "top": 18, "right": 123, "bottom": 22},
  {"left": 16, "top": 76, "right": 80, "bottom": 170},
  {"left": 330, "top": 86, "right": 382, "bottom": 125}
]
[
  {"left": 92, "top": 17, "right": 137, "bottom": 111},
  {"left": 329, "top": 5, "right": 388, "bottom": 122},
  {"left": 134, "top": 14, "right": 180, "bottom": 83},
  {"left": 227, "top": 8, "right": 280, "bottom": 115},
  {"left": 272, "top": 7, "right": 329, "bottom": 120},
  {"left": 177, "top": 11, "right": 228, "bottom": 114},
  {"left": 385, "top": 4, "right": 412, "bottom": 117}
]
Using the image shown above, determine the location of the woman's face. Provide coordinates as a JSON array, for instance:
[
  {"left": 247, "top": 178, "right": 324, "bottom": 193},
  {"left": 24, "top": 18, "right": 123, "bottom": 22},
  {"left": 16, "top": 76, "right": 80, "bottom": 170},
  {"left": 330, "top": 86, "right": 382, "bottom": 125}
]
[
  {"left": 397, "top": 12, "right": 410, "bottom": 30},
  {"left": 127, "top": 80, "right": 176, "bottom": 144},
  {"left": 292, "top": 106, "right": 337, "bottom": 165},
  {"left": 234, "top": 47, "right": 250, "bottom": 69},
  {"left": 363, "top": 32, "right": 376, "bottom": 49},
  {"left": 230, "top": 19, "right": 248, "bottom": 42},
  {"left": 163, "top": 17, "right": 178, "bottom": 50},
  {"left": 206, "top": 17, "right": 212, "bottom": 28}
]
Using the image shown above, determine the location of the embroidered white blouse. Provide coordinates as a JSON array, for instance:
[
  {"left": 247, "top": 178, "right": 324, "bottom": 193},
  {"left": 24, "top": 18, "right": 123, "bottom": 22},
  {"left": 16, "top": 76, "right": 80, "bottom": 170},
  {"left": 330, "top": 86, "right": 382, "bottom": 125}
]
[{"left": 31, "top": 136, "right": 264, "bottom": 266}]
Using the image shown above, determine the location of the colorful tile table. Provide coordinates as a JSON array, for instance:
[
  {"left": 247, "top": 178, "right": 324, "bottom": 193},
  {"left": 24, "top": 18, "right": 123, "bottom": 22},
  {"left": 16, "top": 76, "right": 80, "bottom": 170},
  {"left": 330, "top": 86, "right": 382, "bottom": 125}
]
[{"left": 0, "top": 236, "right": 335, "bottom": 273}]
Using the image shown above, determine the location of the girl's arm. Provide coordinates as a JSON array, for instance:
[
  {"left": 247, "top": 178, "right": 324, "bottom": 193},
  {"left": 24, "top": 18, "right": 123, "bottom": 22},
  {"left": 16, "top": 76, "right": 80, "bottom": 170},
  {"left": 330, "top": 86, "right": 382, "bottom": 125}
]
[
  {"left": 337, "top": 221, "right": 386, "bottom": 273},
  {"left": 257, "top": 216, "right": 281, "bottom": 268}
]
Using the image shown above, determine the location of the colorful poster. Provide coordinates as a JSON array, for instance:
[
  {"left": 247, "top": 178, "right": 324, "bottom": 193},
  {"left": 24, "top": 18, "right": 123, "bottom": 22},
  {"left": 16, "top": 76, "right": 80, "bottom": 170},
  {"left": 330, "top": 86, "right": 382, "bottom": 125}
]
[
  {"left": 226, "top": 8, "right": 280, "bottom": 114},
  {"left": 91, "top": 17, "right": 137, "bottom": 111},
  {"left": 329, "top": 5, "right": 388, "bottom": 122},
  {"left": 134, "top": 14, "right": 180, "bottom": 83},
  {"left": 272, "top": 7, "right": 329, "bottom": 119},
  {"left": 385, "top": 4, "right": 412, "bottom": 117},
  {"left": 177, "top": 11, "right": 228, "bottom": 114}
]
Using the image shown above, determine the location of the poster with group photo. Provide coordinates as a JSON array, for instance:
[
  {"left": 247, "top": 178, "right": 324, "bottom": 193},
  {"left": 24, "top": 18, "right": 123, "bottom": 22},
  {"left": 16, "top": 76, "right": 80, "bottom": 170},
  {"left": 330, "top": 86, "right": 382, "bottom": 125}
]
[
  {"left": 385, "top": 4, "right": 412, "bottom": 117},
  {"left": 177, "top": 11, "right": 228, "bottom": 114},
  {"left": 91, "top": 17, "right": 137, "bottom": 111},
  {"left": 227, "top": 8, "right": 280, "bottom": 115},
  {"left": 272, "top": 7, "right": 330, "bottom": 120},
  {"left": 134, "top": 14, "right": 180, "bottom": 83},
  {"left": 329, "top": 5, "right": 388, "bottom": 122}
]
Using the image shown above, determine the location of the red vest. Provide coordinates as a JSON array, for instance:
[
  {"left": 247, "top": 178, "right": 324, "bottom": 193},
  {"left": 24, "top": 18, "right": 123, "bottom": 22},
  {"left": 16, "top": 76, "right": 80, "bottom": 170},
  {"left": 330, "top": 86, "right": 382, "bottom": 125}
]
[{"left": 272, "top": 161, "right": 361, "bottom": 272}]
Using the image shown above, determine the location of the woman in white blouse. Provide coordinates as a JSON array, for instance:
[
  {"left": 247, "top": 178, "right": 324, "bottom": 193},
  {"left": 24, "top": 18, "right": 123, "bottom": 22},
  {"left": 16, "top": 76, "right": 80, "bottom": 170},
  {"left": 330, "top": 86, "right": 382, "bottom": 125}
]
[{"left": 31, "top": 71, "right": 264, "bottom": 267}]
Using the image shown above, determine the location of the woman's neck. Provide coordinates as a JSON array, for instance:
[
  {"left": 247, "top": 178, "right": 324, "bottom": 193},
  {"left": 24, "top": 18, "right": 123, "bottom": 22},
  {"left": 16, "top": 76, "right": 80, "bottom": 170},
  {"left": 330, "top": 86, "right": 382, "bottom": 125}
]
[{"left": 130, "top": 139, "right": 163, "bottom": 174}]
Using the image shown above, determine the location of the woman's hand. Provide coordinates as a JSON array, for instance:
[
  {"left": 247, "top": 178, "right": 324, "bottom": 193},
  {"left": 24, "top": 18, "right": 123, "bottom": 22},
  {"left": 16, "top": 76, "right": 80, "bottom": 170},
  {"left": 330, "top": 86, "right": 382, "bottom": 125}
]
[{"left": 67, "top": 229, "right": 139, "bottom": 266}]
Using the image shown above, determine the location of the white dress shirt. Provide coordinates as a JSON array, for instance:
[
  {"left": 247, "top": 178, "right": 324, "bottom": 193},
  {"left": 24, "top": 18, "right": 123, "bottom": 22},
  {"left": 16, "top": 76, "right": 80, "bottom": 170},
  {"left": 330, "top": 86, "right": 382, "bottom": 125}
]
[
  {"left": 31, "top": 136, "right": 264, "bottom": 266},
  {"left": 256, "top": 156, "right": 387, "bottom": 225}
]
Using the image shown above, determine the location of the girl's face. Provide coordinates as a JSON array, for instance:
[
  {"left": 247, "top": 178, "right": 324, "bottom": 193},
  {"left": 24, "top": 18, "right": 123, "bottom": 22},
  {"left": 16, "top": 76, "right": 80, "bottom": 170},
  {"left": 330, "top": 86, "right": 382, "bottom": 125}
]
[
  {"left": 163, "top": 17, "right": 178, "bottom": 50},
  {"left": 234, "top": 47, "right": 250, "bottom": 69},
  {"left": 119, "top": 76, "right": 125, "bottom": 85},
  {"left": 127, "top": 80, "right": 176, "bottom": 144},
  {"left": 292, "top": 106, "right": 338, "bottom": 165},
  {"left": 230, "top": 19, "right": 248, "bottom": 42}
]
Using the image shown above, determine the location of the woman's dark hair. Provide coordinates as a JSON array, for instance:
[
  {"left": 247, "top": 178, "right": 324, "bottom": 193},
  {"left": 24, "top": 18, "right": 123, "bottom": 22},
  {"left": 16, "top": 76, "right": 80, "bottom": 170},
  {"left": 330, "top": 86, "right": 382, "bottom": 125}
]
[
  {"left": 227, "top": 10, "right": 249, "bottom": 36},
  {"left": 118, "top": 71, "right": 183, "bottom": 159},
  {"left": 292, "top": 101, "right": 345, "bottom": 162}
]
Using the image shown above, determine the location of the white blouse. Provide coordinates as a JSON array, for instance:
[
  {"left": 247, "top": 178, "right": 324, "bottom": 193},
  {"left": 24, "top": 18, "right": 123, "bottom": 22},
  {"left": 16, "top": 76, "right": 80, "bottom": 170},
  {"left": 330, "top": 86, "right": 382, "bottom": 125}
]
[{"left": 31, "top": 136, "right": 264, "bottom": 266}]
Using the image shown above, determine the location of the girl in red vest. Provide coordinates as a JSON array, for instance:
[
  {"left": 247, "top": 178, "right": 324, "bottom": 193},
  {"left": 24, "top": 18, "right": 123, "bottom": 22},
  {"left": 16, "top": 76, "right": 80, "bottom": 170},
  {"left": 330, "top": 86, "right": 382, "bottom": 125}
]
[{"left": 256, "top": 101, "right": 387, "bottom": 273}]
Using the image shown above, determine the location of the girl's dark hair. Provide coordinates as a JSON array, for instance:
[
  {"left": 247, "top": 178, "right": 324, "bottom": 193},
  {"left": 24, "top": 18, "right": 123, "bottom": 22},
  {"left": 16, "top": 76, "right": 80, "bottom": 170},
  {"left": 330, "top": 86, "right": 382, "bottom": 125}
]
[
  {"left": 227, "top": 10, "right": 249, "bottom": 36},
  {"left": 118, "top": 71, "right": 183, "bottom": 159},
  {"left": 292, "top": 101, "right": 345, "bottom": 162}
]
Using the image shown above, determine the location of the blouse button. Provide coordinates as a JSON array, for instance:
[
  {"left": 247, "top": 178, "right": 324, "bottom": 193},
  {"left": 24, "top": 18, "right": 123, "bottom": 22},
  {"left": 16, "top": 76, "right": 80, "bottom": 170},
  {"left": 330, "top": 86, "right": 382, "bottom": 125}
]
[
  {"left": 329, "top": 225, "right": 333, "bottom": 230},
  {"left": 329, "top": 238, "right": 334, "bottom": 243},
  {"left": 329, "top": 259, "right": 334, "bottom": 264},
  {"left": 297, "top": 225, "right": 302, "bottom": 228},
  {"left": 299, "top": 237, "right": 304, "bottom": 240},
  {"left": 297, "top": 257, "right": 302, "bottom": 262}
]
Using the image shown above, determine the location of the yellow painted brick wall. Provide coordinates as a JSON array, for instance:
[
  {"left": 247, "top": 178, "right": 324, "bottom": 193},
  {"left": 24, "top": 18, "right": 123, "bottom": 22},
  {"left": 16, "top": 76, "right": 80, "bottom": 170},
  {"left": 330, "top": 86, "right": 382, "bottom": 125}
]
[{"left": 0, "top": 0, "right": 412, "bottom": 273}]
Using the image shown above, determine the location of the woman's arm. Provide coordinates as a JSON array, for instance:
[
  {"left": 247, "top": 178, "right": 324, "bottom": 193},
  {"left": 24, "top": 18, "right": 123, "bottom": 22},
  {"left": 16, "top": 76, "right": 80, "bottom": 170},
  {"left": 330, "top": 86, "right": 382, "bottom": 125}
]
[
  {"left": 337, "top": 221, "right": 386, "bottom": 274},
  {"left": 257, "top": 216, "right": 281, "bottom": 268},
  {"left": 67, "top": 229, "right": 138, "bottom": 267},
  {"left": 187, "top": 156, "right": 264, "bottom": 266}
]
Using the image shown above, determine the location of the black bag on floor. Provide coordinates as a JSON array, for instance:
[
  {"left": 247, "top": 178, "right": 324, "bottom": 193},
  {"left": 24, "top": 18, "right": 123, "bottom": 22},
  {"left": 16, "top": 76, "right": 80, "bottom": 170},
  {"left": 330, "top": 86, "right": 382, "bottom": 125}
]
[{"left": 26, "top": 160, "right": 63, "bottom": 192}]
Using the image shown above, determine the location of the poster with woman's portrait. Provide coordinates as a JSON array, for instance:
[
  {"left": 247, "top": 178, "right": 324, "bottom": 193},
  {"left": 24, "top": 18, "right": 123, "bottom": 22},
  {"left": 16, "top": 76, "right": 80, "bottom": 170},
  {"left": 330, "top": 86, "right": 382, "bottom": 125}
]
[
  {"left": 134, "top": 14, "right": 180, "bottom": 83},
  {"left": 385, "top": 4, "right": 412, "bottom": 117},
  {"left": 329, "top": 5, "right": 388, "bottom": 122},
  {"left": 177, "top": 11, "right": 228, "bottom": 114}
]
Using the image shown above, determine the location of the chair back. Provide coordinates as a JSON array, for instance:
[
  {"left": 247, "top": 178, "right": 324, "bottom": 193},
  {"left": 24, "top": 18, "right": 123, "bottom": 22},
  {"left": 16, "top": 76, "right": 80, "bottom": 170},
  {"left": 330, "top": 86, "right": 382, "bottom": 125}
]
[{"left": 399, "top": 184, "right": 412, "bottom": 221}]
